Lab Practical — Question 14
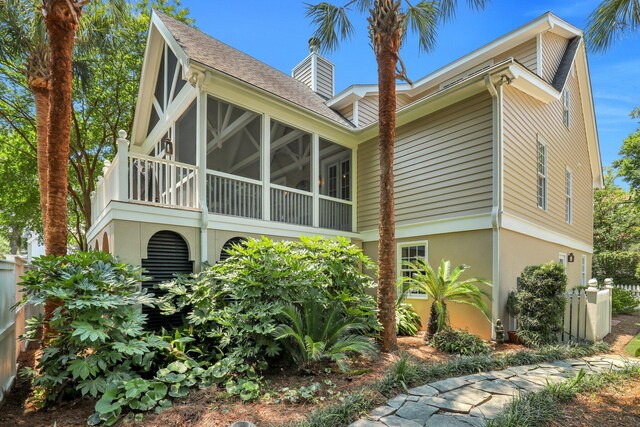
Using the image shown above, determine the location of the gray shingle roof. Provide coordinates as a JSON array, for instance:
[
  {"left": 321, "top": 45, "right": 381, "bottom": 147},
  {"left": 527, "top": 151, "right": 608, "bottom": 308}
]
[
  {"left": 155, "top": 11, "right": 353, "bottom": 128},
  {"left": 552, "top": 37, "right": 582, "bottom": 92}
]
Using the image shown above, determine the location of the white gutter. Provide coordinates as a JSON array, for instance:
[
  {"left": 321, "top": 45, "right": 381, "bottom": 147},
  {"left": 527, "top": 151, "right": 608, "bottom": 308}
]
[{"left": 485, "top": 73, "right": 508, "bottom": 339}]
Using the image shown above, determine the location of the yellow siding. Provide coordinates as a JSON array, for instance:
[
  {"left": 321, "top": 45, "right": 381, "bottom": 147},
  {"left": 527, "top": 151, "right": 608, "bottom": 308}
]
[
  {"left": 542, "top": 31, "right": 569, "bottom": 83},
  {"left": 502, "top": 72, "right": 593, "bottom": 245},
  {"left": 357, "top": 93, "right": 494, "bottom": 231},
  {"left": 358, "top": 94, "right": 379, "bottom": 127},
  {"left": 338, "top": 102, "right": 354, "bottom": 123},
  {"left": 495, "top": 38, "right": 538, "bottom": 74}
]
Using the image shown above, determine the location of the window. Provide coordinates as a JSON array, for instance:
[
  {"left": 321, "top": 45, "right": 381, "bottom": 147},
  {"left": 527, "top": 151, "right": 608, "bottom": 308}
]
[
  {"left": 537, "top": 138, "right": 547, "bottom": 210},
  {"left": 319, "top": 139, "right": 351, "bottom": 201},
  {"left": 398, "top": 242, "right": 428, "bottom": 298},
  {"left": 558, "top": 253, "right": 567, "bottom": 271},
  {"left": 581, "top": 255, "right": 587, "bottom": 286},
  {"left": 565, "top": 168, "right": 572, "bottom": 224},
  {"left": 563, "top": 90, "right": 570, "bottom": 128}
]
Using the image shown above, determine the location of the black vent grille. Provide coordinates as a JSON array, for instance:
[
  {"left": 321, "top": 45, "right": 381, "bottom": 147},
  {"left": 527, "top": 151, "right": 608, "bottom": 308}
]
[{"left": 141, "top": 231, "right": 193, "bottom": 330}]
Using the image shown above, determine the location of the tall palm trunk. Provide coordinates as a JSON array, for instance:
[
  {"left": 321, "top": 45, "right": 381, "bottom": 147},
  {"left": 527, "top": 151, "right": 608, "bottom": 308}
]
[
  {"left": 32, "top": 84, "right": 50, "bottom": 229},
  {"left": 371, "top": 0, "right": 402, "bottom": 352},
  {"left": 43, "top": 1, "right": 81, "bottom": 335}
]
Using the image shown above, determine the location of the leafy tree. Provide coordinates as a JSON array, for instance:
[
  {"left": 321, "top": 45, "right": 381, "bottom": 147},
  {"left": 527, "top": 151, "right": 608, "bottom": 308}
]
[
  {"left": 402, "top": 259, "right": 491, "bottom": 341},
  {"left": 306, "top": 0, "right": 488, "bottom": 352},
  {"left": 593, "top": 167, "right": 640, "bottom": 253},
  {"left": 586, "top": 0, "right": 640, "bottom": 52},
  {"left": 614, "top": 110, "right": 640, "bottom": 200}
]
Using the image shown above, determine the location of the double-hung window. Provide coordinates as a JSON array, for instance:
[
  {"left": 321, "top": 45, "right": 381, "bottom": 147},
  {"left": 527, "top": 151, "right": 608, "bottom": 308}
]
[
  {"left": 398, "top": 242, "right": 428, "bottom": 298},
  {"left": 565, "top": 168, "right": 572, "bottom": 224},
  {"left": 537, "top": 137, "right": 547, "bottom": 210}
]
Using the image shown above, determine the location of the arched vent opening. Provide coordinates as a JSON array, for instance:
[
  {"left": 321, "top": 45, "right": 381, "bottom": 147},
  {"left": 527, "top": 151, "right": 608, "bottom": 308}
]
[
  {"left": 219, "top": 237, "right": 246, "bottom": 262},
  {"left": 141, "top": 230, "right": 193, "bottom": 330}
]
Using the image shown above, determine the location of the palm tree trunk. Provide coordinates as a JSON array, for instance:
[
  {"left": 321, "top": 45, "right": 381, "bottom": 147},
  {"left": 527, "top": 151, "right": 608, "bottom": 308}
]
[
  {"left": 372, "top": 0, "right": 402, "bottom": 353},
  {"left": 43, "top": 1, "right": 80, "bottom": 336},
  {"left": 425, "top": 301, "right": 439, "bottom": 341},
  {"left": 32, "top": 85, "right": 50, "bottom": 231}
]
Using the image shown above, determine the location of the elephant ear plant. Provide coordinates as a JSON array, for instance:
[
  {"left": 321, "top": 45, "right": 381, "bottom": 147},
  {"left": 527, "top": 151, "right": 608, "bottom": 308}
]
[{"left": 401, "top": 259, "right": 492, "bottom": 341}]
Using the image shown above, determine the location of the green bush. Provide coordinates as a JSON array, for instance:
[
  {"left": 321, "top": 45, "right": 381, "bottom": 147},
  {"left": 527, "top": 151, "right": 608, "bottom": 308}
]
[
  {"left": 396, "top": 302, "right": 422, "bottom": 336},
  {"left": 273, "top": 300, "right": 376, "bottom": 372},
  {"left": 517, "top": 262, "right": 567, "bottom": 347},
  {"left": 431, "top": 328, "right": 491, "bottom": 356},
  {"left": 159, "top": 236, "right": 379, "bottom": 378},
  {"left": 593, "top": 251, "right": 640, "bottom": 286},
  {"left": 612, "top": 287, "right": 639, "bottom": 314}
]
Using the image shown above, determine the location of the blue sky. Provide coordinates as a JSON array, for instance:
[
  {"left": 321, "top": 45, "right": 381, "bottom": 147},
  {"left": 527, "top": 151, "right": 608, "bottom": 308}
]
[{"left": 185, "top": 0, "right": 639, "bottom": 169}]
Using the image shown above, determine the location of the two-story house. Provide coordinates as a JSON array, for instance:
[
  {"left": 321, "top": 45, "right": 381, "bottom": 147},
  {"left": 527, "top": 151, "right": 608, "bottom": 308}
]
[{"left": 88, "top": 11, "right": 602, "bottom": 338}]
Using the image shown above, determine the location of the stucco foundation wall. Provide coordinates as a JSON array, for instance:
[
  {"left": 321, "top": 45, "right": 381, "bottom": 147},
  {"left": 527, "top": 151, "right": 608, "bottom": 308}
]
[
  {"left": 499, "top": 228, "right": 592, "bottom": 324},
  {"left": 363, "top": 229, "right": 494, "bottom": 339}
]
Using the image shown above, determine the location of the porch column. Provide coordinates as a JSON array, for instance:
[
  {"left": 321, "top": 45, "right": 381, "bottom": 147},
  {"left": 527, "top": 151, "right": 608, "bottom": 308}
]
[
  {"left": 262, "top": 114, "right": 271, "bottom": 221},
  {"left": 312, "top": 133, "right": 320, "bottom": 227},
  {"left": 116, "top": 130, "right": 129, "bottom": 202},
  {"left": 196, "top": 86, "right": 208, "bottom": 266}
]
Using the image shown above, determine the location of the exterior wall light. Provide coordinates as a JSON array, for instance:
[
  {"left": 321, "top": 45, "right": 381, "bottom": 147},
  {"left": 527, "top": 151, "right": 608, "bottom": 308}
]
[{"left": 567, "top": 253, "right": 575, "bottom": 263}]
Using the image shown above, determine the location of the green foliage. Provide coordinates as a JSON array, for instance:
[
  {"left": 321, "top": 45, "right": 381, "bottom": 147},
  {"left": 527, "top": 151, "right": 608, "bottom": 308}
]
[
  {"left": 159, "top": 237, "right": 379, "bottom": 382},
  {"left": 395, "top": 280, "right": 422, "bottom": 336},
  {"left": 516, "top": 262, "right": 567, "bottom": 347},
  {"left": 614, "top": 117, "right": 640, "bottom": 197},
  {"left": 593, "top": 251, "right": 640, "bottom": 286},
  {"left": 505, "top": 290, "right": 519, "bottom": 317},
  {"left": 586, "top": 0, "right": 640, "bottom": 52},
  {"left": 273, "top": 300, "right": 376, "bottom": 372},
  {"left": 431, "top": 328, "right": 491, "bottom": 356},
  {"left": 401, "top": 259, "right": 491, "bottom": 338},
  {"left": 612, "top": 287, "right": 639, "bottom": 315}
]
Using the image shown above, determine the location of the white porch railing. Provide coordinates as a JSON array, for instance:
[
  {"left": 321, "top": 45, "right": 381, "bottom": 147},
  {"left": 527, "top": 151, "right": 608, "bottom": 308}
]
[
  {"left": 319, "top": 196, "right": 353, "bottom": 232},
  {"left": 271, "top": 185, "right": 312, "bottom": 226},
  {"left": 129, "top": 153, "right": 199, "bottom": 209},
  {"left": 207, "top": 170, "right": 262, "bottom": 219}
]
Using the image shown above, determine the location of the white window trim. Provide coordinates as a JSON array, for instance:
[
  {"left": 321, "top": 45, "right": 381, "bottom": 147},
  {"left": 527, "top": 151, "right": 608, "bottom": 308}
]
[
  {"left": 558, "top": 252, "right": 567, "bottom": 271},
  {"left": 581, "top": 255, "right": 587, "bottom": 286},
  {"left": 563, "top": 90, "right": 570, "bottom": 128},
  {"left": 537, "top": 135, "right": 548, "bottom": 211},
  {"left": 397, "top": 240, "right": 429, "bottom": 300},
  {"left": 565, "top": 167, "right": 572, "bottom": 224}
]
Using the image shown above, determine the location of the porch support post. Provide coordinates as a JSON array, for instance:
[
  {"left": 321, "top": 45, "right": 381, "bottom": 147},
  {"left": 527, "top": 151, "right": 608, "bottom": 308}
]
[
  {"left": 196, "top": 84, "right": 208, "bottom": 267},
  {"left": 262, "top": 114, "right": 271, "bottom": 221},
  {"left": 312, "top": 133, "right": 320, "bottom": 228},
  {"left": 116, "top": 130, "right": 129, "bottom": 202}
]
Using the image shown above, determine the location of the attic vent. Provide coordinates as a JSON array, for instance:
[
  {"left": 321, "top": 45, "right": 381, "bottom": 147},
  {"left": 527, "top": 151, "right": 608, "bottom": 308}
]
[
  {"left": 439, "top": 60, "right": 494, "bottom": 90},
  {"left": 292, "top": 38, "right": 335, "bottom": 99}
]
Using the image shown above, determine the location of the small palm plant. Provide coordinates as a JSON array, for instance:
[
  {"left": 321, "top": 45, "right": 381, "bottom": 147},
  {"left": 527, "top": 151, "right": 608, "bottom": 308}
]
[
  {"left": 273, "top": 300, "right": 376, "bottom": 372},
  {"left": 396, "top": 279, "right": 422, "bottom": 336},
  {"left": 402, "top": 259, "right": 491, "bottom": 341}
]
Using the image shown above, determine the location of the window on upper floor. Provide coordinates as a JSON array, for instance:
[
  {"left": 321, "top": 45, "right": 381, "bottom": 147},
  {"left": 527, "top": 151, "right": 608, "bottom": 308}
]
[
  {"left": 565, "top": 168, "right": 572, "bottom": 224},
  {"left": 537, "top": 137, "right": 547, "bottom": 210},
  {"left": 319, "top": 139, "right": 351, "bottom": 201},
  {"left": 563, "top": 89, "right": 570, "bottom": 128},
  {"left": 398, "top": 242, "right": 428, "bottom": 298}
]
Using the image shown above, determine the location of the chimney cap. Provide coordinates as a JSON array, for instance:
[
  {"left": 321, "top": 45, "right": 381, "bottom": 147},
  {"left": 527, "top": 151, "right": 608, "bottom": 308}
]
[{"left": 308, "top": 37, "right": 320, "bottom": 54}]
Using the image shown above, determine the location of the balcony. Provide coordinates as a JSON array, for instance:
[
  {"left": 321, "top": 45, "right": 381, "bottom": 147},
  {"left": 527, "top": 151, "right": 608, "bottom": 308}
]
[{"left": 90, "top": 131, "right": 354, "bottom": 233}]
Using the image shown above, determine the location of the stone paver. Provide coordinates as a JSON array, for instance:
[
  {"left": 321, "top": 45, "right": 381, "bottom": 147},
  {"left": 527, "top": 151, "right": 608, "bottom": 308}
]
[{"left": 356, "top": 353, "right": 639, "bottom": 427}]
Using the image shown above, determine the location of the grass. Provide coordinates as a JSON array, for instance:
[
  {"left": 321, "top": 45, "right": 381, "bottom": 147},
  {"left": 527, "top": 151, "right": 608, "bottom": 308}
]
[
  {"left": 623, "top": 326, "right": 640, "bottom": 357},
  {"left": 287, "top": 342, "right": 609, "bottom": 427},
  {"left": 486, "top": 364, "right": 640, "bottom": 427}
]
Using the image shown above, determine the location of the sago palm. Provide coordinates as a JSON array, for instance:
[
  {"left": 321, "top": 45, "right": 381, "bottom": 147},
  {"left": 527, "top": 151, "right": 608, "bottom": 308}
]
[
  {"left": 306, "top": 0, "right": 489, "bottom": 352},
  {"left": 586, "top": 0, "right": 640, "bottom": 52},
  {"left": 402, "top": 259, "right": 491, "bottom": 341},
  {"left": 273, "top": 300, "right": 376, "bottom": 372}
]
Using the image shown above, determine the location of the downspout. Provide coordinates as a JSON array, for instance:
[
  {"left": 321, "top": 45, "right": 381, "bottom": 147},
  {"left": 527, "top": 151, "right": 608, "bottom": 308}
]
[{"left": 485, "top": 73, "right": 507, "bottom": 339}]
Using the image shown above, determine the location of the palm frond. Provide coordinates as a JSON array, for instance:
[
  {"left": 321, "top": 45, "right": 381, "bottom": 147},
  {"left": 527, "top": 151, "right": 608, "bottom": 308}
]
[
  {"left": 586, "top": 0, "right": 640, "bottom": 52},
  {"left": 306, "top": 2, "right": 355, "bottom": 53},
  {"left": 437, "top": 0, "right": 489, "bottom": 20},
  {"left": 403, "top": 0, "right": 439, "bottom": 52}
]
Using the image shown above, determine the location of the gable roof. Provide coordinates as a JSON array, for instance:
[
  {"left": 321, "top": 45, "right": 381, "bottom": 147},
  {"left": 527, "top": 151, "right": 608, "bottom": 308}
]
[{"left": 154, "top": 11, "right": 352, "bottom": 128}]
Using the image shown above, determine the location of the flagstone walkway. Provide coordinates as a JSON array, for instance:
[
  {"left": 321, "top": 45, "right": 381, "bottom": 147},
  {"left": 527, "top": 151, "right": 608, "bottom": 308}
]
[{"left": 349, "top": 354, "right": 639, "bottom": 427}]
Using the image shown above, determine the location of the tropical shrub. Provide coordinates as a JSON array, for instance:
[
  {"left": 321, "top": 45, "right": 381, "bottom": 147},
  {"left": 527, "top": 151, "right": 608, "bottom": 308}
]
[
  {"left": 159, "top": 237, "right": 379, "bottom": 378},
  {"left": 593, "top": 251, "right": 640, "bottom": 286},
  {"left": 431, "top": 328, "right": 491, "bottom": 356},
  {"left": 273, "top": 300, "right": 376, "bottom": 372},
  {"left": 612, "top": 287, "right": 639, "bottom": 314},
  {"left": 401, "top": 259, "right": 491, "bottom": 340},
  {"left": 16, "top": 252, "right": 165, "bottom": 404},
  {"left": 517, "top": 262, "right": 566, "bottom": 347},
  {"left": 395, "top": 280, "right": 422, "bottom": 336}
]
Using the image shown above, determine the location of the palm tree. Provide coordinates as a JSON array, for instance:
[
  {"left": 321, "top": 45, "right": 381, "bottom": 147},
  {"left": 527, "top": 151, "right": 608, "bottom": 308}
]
[
  {"left": 0, "top": 1, "right": 51, "bottom": 231},
  {"left": 306, "top": 0, "right": 488, "bottom": 352},
  {"left": 586, "top": 0, "right": 640, "bottom": 52},
  {"left": 402, "top": 259, "right": 491, "bottom": 341}
]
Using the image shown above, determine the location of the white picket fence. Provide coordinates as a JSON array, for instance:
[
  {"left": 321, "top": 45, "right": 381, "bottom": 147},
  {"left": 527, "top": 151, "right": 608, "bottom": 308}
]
[
  {"left": 612, "top": 283, "right": 640, "bottom": 300},
  {"left": 558, "top": 279, "right": 612, "bottom": 343},
  {"left": 0, "top": 256, "right": 37, "bottom": 404}
]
